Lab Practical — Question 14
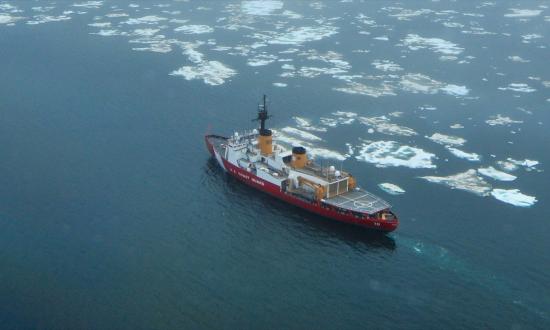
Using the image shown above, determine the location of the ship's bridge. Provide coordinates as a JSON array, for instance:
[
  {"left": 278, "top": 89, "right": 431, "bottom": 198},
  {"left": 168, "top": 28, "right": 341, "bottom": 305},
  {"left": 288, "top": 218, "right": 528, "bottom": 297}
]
[{"left": 227, "top": 130, "right": 258, "bottom": 148}]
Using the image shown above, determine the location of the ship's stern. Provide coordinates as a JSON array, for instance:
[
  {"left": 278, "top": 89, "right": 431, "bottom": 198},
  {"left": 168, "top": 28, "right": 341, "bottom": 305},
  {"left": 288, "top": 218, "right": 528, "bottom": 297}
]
[{"left": 373, "top": 210, "right": 399, "bottom": 232}]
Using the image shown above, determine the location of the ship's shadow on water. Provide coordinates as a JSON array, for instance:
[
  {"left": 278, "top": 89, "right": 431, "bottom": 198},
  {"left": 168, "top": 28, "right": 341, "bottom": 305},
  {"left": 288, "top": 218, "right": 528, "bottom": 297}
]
[{"left": 202, "top": 158, "right": 396, "bottom": 252}]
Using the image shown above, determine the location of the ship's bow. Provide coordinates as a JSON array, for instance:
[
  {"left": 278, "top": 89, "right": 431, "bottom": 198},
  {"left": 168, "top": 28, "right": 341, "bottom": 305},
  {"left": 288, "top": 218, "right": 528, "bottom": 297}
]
[{"left": 205, "top": 135, "right": 216, "bottom": 156}]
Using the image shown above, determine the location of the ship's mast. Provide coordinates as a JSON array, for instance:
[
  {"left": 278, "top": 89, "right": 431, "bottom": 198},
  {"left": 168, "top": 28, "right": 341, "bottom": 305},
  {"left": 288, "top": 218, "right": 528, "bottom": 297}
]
[
  {"left": 254, "top": 94, "right": 271, "bottom": 132},
  {"left": 253, "top": 94, "right": 274, "bottom": 155}
]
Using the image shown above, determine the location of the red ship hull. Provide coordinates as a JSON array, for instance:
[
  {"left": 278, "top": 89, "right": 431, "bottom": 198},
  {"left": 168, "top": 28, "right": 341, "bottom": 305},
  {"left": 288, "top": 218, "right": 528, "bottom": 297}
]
[{"left": 205, "top": 135, "right": 398, "bottom": 232}]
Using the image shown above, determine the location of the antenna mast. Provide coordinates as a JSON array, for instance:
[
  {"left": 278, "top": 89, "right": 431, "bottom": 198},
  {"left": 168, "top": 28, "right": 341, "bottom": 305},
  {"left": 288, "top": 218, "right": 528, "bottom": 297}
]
[{"left": 253, "top": 94, "right": 271, "bottom": 132}]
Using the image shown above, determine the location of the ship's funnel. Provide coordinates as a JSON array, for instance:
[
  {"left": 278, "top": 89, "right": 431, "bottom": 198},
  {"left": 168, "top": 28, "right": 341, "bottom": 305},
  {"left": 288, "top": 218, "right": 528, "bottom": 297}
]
[
  {"left": 258, "top": 129, "right": 273, "bottom": 155},
  {"left": 291, "top": 146, "right": 307, "bottom": 168}
]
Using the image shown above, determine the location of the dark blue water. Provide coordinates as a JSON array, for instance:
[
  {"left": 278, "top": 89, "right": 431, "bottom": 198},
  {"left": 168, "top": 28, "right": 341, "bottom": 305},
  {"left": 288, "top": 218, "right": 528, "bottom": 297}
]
[{"left": 1, "top": 1, "right": 549, "bottom": 329}]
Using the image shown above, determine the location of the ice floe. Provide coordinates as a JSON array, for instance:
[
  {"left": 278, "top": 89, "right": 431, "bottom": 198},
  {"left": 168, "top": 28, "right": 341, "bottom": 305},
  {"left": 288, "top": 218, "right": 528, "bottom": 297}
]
[
  {"left": 358, "top": 116, "right": 417, "bottom": 136},
  {"left": 283, "top": 66, "right": 347, "bottom": 79},
  {"left": 372, "top": 60, "right": 403, "bottom": 72},
  {"left": 356, "top": 141, "right": 436, "bottom": 169},
  {"left": 175, "top": 42, "right": 209, "bottom": 64},
  {"left": 281, "top": 10, "right": 302, "bottom": 19},
  {"left": 92, "top": 29, "right": 124, "bottom": 36},
  {"left": 485, "top": 115, "right": 523, "bottom": 126},
  {"left": 382, "top": 7, "right": 433, "bottom": 21},
  {"left": 399, "top": 73, "right": 440, "bottom": 94},
  {"left": 334, "top": 82, "right": 396, "bottom": 98},
  {"left": 521, "top": 34, "right": 543, "bottom": 43},
  {"left": 450, "top": 124, "right": 464, "bottom": 129},
  {"left": 302, "top": 50, "right": 350, "bottom": 71},
  {"left": 320, "top": 111, "right": 357, "bottom": 127},
  {"left": 388, "top": 112, "right": 403, "bottom": 118},
  {"left": 378, "top": 183, "right": 405, "bottom": 195},
  {"left": 129, "top": 34, "right": 174, "bottom": 53},
  {"left": 247, "top": 53, "right": 278, "bottom": 66},
  {"left": 461, "top": 26, "right": 496, "bottom": 36},
  {"left": 420, "top": 170, "right": 491, "bottom": 196},
  {"left": 106, "top": 12, "right": 129, "bottom": 18},
  {"left": 478, "top": 167, "right": 517, "bottom": 181},
  {"left": 268, "top": 26, "right": 338, "bottom": 45},
  {"left": 497, "top": 160, "right": 519, "bottom": 172},
  {"left": 498, "top": 83, "right": 536, "bottom": 93},
  {"left": 398, "top": 74, "right": 470, "bottom": 97},
  {"left": 278, "top": 51, "right": 348, "bottom": 78},
  {"left": 332, "top": 111, "right": 357, "bottom": 120},
  {"left": 123, "top": 15, "right": 167, "bottom": 25},
  {"left": 273, "top": 82, "right": 287, "bottom": 87},
  {"left": 355, "top": 13, "right": 376, "bottom": 27},
  {"left": 440, "top": 84, "right": 470, "bottom": 96},
  {"left": 318, "top": 118, "right": 340, "bottom": 128},
  {"left": 132, "top": 43, "right": 172, "bottom": 53},
  {"left": 427, "top": 133, "right": 466, "bottom": 146},
  {"left": 504, "top": 9, "right": 542, "bottom": 18},
  {"left": 170, "top": 61, "right": 236, "bottom": 86},
  {"left": 491, "top": 189, "right": 537, "bottom": 207},
  {"left": 73, "top": 1, "right": 103, "bottom": 9},
  {"left": 507, "top": 158, "right": 539, "bottom": 169},
  {"left": 497, "top": 158, "right": 539, "bottom": 172},
  {"left": 241, "top": 0, "right": 283, "bottom": 16},
  {"left": 0, "top": 13, "right": 23, "bottom": 24},
  {"left": 27, "top": 15, "right": 72, "bottom": 25},
  {"left": 403, "top": 34, "right": 464, "bottom": 56},
  {"left": 419, "top": 105, "right": 437, "bottom": 111},
  {"left": 31, "top": 6, "right": 55, "bottom": 13},
  {"left": 343, "top": 143, "right": 354, "bottom": 158},
  {"left": 446, "top": 147, "right": 481, "bottom": 161},
  {"left": 132, "top": 28, "right": 160, "bottom": 37},
  {"left": 281, "top": 127, "right": 322, "bottom": 141},
  {"left": 508, "top": 55, "right": 530, "bottom": 63},
  {"left": 293, "top": 117, "right": 327, "bottom": 132},
  {"left": 443, "top": 21, "right": 464, "bottom": 28},
  {"left": 0, "top": 4, "right": 21, "bottom": 13},
  {"left": 88, "top": 22, "right": 111, "bottom": 28},
  {"left": 174, "top": 25, "right": 213, "bottom": 34}
]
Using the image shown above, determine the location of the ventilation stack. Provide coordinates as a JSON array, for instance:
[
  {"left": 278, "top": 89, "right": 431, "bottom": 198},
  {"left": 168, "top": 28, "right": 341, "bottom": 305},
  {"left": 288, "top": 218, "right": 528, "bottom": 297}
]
[
  {"left": 258, "top": 129, "right": 273, "bottom": 155},
  {"left": 291, "top": 146, "right": 307, "bottom": 168}
]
